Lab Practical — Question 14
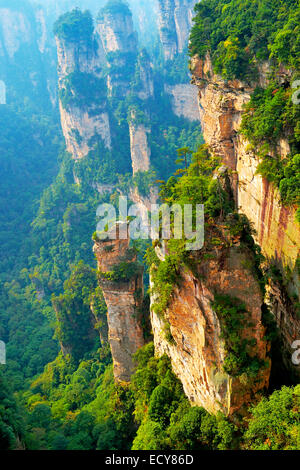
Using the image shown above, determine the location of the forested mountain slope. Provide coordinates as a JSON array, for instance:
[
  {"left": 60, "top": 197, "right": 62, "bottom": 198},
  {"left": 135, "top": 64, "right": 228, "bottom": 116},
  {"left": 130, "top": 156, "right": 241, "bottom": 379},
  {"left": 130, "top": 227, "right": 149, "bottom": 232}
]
[{"left": 0, "top": 0, "right": 299, "bottom": 451}]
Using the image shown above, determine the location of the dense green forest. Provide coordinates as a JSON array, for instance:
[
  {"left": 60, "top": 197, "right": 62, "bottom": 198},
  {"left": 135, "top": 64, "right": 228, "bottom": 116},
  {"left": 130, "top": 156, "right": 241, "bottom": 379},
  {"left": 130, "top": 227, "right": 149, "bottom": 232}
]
[
  {"left": 0, "top": 0, "right": 299, "bottom": 451},
  {"left": 2, "top": 147, "right": 299, "bottom": 450},
  {"left": 0, "top": 2, "right": 203, "bottom": 450}
]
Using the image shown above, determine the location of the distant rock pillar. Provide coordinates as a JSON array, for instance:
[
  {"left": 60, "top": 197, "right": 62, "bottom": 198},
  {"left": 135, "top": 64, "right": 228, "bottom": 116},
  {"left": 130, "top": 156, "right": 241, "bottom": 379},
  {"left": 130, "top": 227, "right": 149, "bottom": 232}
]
[{"left": 93, "top": 223, "right": 145, "bottom": 382}]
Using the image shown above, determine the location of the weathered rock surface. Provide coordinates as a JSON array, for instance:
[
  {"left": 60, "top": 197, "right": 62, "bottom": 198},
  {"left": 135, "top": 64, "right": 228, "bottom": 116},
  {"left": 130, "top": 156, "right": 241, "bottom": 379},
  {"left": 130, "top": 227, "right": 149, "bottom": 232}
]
[
  {"left": 151, "top": 241, "right": 270, "bottom": 417},
  {"left": 164, "top": 83, "right": 200, "bottom": 121},
  {"left": 191, "top": 54, "right": 250, "bottom": 177},
  {"left": 96, "top": 4, "right": 138, "bottom": 96},
  {"left": 129, "top": 122, "right": 151, "bottom": 175},
  {"left": 157, "top": 2, "right": 200, "bottom": 123},
  {"left": 157, "top": 0, "right": 178, "bottom": 61},
  {"left": 93, "top": 225, "right": 145, "bottom": 382},
  {"left": 55, "top": 29, "right": 111, "bottom": 158},
  {"left": 96, "top": 8, "right": 137, "bottom": 55},
  {"left": 136, "top": 50, "right": 154, "bottom": 100},
  {"left": 174, "top": 0, "right": 198, "bottom": 54},
  {"left": 157, "top": 0, "right": 197, "bottom": 60},
  {"left": 191, "top": 54, "right": 300, "bottom": 376},
  {"left": 59, "top": 102, "right": 111, "bottom": 159},
  {"left": 56, "top": 35, "right": 104, "bottom": 82}
]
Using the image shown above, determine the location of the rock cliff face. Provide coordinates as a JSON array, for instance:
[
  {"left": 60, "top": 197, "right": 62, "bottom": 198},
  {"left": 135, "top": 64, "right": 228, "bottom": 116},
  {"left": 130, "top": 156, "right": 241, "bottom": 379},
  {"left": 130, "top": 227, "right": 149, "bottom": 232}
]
[
  {"left": 96, "top": 8, "right": 137, "bottom": 55},
  {"left": 56, "top": 34, "right": 104, "bottom": 81},
  {"left": 191, "top": 54, "right": 300, "bottom": 376},
  {"left": 157, "top": 0, "right": 197, "bottom": 60},
  {"left": 55, "top": 4, "right": 147, "bottom": 159},
  {"left": 136, "top": 50, "right": 154, "bottom": 101},
  {"left": 96, "top": 5, "right": 138, "bottom": 96},
  {"left": 164, "top": 83, "right": 200, "bottom": 121},
  {"left": 128, "top": 51, "right": 153, "bottom": 177},
  {"left": 174, "top": 0, "right": 197, "bottom": 54},
  {"left": 151, "top": 239, "right": 270, "bottom": 417},
  {"left": 59, "top": 101, "right": 111, "bottom": 159},
  {"left": 93, "top": 225, "right": 145, "bottom": 382},
  {"left": 55, "top": 29, "right": 111, "bottom": 159},
  {"left": 157, "top": 0, "right": 200, "bottom": 122},
  {"left": 129, "top": 122, "right": 151, "bottom": 175},
  {"left": 157, "top": 0, "right": 178, "bottom": 61}
]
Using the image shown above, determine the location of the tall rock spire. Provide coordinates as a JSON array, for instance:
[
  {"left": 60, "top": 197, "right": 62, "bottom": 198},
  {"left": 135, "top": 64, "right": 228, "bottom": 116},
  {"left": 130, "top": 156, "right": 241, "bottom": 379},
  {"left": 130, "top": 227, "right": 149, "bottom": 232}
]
[
  {"left": 54, "top": 9, "right": 111, "bottom": 159},
  {"left": 93, "top": 223, "right": 146, "bottom": 382}
]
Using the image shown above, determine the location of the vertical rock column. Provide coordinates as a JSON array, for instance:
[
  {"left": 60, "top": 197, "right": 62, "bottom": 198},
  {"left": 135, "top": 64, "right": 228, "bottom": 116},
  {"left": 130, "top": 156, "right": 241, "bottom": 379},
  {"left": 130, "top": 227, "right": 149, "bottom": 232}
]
[
  {"left": 55, "top": 10, "right": 111, "bottom": 160},
  {"left": 93, "top": 224, "right": 145, "bottom": 382},
  {"left": 129, "top": 119, "right": 151, "bottom": 175},
  {"left": 157, "top": 0, "right": 178, "bottom": 60},
  {"left": 157, "top": 0, "right": 200, "bottom": 122},
  {"left": 157, "top": 0, "right": 197, "bottom": 60},
  {"left": 96, "top": 2, "right": 138, "bottom": 97},
  {"left": 128, "top": 50, "right": 153, "bottom": 185},
  {"left": 174, "top": 0, "right": 197, "bottom": 53}
]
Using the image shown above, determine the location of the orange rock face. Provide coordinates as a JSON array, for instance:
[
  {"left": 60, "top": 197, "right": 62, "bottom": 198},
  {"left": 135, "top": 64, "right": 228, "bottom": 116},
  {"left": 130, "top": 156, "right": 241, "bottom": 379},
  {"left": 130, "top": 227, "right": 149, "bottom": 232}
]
[
  {"left": 93, "top": 226, "right": 145, "bottom": 382},
  {"left": 151, "top": 242, "right": 270, "bottom": 418},
  {"left": 191, "top": 54, "right": 300, "bottom": 377}
]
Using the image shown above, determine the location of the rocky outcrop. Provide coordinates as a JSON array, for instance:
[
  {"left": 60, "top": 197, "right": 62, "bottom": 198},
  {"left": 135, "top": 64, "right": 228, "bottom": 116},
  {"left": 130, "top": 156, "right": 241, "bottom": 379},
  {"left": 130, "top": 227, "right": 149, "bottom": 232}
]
[
  {"left": 55, "top": 19, "right": 111, "bottom": 158},
  {"left": 157, "top": 0, "right": 197, "bottom": 60},
  {"left": 96, "top": 5, "right": 137, "bottom": 55},
  {"left": 55, "top": 35, "right": 104, "bottom": 82},
  {"left": 55, "top": 4, "right": 154, "bottom": 168},
  {"left": 151, "top": 238, "right": 270, "bottom": 417},
  {"left": 164, "top": 83, "right": 200, "bottom": 121},
  {"left": 191, "top": 54, "right": 300, "bottom": 377},
  {"left": 96, "top": 2, "right": 138, "bottom": 96},
  {"left": 128, "top": 104, "right": 152, "bottom": 176},
  {"left": 129, "top": 123, "right": 151, "bottom": 174},
  {"left": 136, "top": 50, "right": 154, "bottom": 100},
  {"left": 191, "top": 54, "right": 248, "bottom": 176},
  {"left": 157, "top": 0, "right": 178, "bottom": 61},
  {"left": 157, "top": 1, "right": 200, "bottom": 123},
  {"left": 93, "top": 224, "right": 145, "bottom": 382},
  {"left": 59, "top": 102, "right": 111, "bottom": 159},
  {"left": 174, "top": 0, "right": 197, "bottom": 54},
  {"left": 127, "top": 50, "right": 154, "bottom": 181}
]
